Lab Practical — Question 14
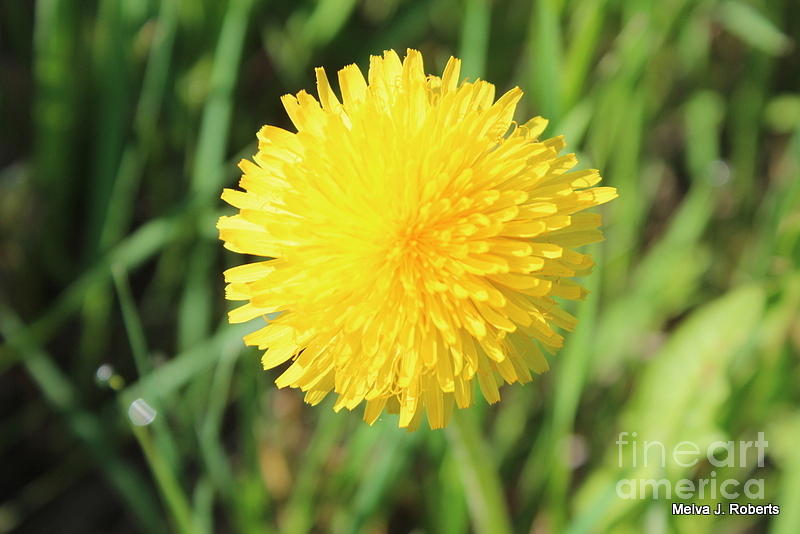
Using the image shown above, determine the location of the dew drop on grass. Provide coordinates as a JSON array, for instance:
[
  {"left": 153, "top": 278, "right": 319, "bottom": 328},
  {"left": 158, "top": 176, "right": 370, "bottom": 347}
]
[
  {"left": 709, "top": 160, "right": 731, "bottom": 187},
  {"left": 128, "top": 398, "right": 157, "bottom": 426},
  {"left": 96, "top": 364, "right": 114, "bottom": 382}
]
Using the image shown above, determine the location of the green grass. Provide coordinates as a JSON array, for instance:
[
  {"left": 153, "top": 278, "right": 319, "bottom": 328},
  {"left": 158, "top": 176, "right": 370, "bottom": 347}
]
[{"left": 2, "top": 0, "right": 799, "bottom": 532}]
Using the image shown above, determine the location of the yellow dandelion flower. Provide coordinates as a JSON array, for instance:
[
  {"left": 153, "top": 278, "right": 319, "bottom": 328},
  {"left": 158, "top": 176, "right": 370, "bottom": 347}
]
[{"left": 218, "top": 49, "right": 617, "bottom": 430}]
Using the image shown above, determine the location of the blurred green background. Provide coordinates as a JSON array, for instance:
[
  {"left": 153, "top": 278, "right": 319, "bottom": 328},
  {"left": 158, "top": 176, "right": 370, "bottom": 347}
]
[{"left": 1, "top": 0, "right": 799, "bottom": 532}]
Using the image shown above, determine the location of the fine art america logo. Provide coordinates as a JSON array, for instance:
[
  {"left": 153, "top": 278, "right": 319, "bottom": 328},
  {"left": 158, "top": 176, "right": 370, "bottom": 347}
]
[{"left": 615, "top": 432, "right": 780, "bottom": 516}]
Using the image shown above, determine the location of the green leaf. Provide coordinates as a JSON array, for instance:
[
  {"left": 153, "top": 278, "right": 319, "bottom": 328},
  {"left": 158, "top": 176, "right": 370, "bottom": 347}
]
[
  {"left": 572, "top": 284, "right": 766, "bottom": 532},
  {"left": 718, "top": 1, "right": 792, "bottom": 56}
]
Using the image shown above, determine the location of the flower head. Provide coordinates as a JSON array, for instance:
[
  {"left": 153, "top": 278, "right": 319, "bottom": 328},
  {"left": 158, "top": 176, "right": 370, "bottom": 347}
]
[{"left": 218, "top": 49, "right": 616, "bottom": 430}]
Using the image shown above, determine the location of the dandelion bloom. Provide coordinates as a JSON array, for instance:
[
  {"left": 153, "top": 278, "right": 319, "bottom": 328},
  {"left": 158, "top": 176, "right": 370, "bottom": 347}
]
[{"left": 218, "top": 49, "right": 616, "bottom": 430}]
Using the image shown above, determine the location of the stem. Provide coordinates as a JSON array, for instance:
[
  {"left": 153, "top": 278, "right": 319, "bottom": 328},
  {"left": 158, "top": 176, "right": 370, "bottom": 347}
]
[
  {"left": 447, "top": 409, "right": 514, "bottom": 534},
  {"left": 133, "top": 425, "right": 196, "bottom": 534}
]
